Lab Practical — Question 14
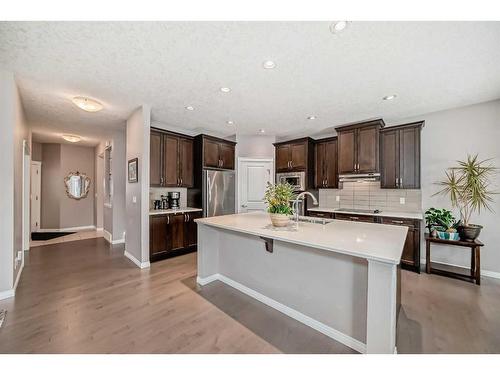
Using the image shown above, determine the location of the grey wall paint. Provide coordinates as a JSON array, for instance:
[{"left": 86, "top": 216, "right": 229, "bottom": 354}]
[
  {"left": 41, "top": 144, "right": 61, "bottom": 229},
  {"left": 125, "top": 105, "right": 151, "bottom": 264},
  {"left": 59, "top": 144, "right": 95, "bottom": 228},
  {"left": 32, "top": 141, "right": 42, "bottom": 161},
  {"left": 111, "top": 130, "right": 126, "bottom": 240},
  {"left": 235, "top": 134, "right": 276, "bottom": 159},
  {"left": 94, "top": 144, "right": 104, "bottom": 229},
  {"left": 40, "top": 143, "right": 95, "bottom": 229},
  {"left": 392, "top": 99, "right": 500, "bottom": 273},
  {"left": 0, "top": 70, "right": 28, "bottom": 293}
]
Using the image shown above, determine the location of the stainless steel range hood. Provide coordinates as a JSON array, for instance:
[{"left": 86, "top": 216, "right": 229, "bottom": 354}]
[{"left": 338, "top": 173, "right": 380, "bottom": 183}]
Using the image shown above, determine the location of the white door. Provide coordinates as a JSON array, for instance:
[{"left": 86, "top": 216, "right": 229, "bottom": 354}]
[
  {"left": 31, "top": 161, "right": 41, "bottom": 232},
  {"left": 238, "top": 158, "right": 274, "bottom": 213}
]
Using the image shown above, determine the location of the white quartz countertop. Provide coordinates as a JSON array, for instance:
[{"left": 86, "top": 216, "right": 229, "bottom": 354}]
[
  {"left": 150, "top": 207, "right": 203, "bottom": 215},
  {"left": 196, "top": 212, "right": 408, "bottom": 265},
  {"left": 308, "top": 207, "right": 423, "bottom": 220}
]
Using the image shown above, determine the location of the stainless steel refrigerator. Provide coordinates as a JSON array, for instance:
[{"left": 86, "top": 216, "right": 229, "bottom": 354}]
[{"left": 202, "top": 169, "right": 236, "bottom": 217}]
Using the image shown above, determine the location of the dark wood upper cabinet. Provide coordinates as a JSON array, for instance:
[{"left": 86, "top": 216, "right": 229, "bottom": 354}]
[
  {"left": 275, "top": 144, "right": 291, "bottom": 171},
  {"left": 149, "top": 128, "right": 194, "bottom": 188},
  {"left": 179, "top": 138, "right": 194, "bottom": 187},
  {"left": 314, "top": 137, "right": 338, "bottom": 188},
  {"left": 219, "top": 142, "right": 235, "bottom": 170},
  {"left": 164, "top": 135, "right": 180, "bottom": 186},
  {"left": 380, "top": 121, "right": 423, "bottom": 189},
  {"left": 196, "top": 135, "right": 236, "bottom": 170},
  {"left": 336, "top": 119, "right": 384, "bottom": 174},
  {"left": 338, "top": 129, "right": 356, "bottom": 174},
  {"left": 150, "top": 131, "right": 163, "bottom": 187}
]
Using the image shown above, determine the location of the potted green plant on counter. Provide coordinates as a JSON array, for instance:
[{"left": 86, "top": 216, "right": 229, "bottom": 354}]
[
  {"left": 264, "top": 182, "right": 295, "bottom": 227},
  {"left": 435, "top": 154, "right": 497, "bottom": 242},
  {"left": 424, "top": 208, "right": 460, "bottom": 240}
]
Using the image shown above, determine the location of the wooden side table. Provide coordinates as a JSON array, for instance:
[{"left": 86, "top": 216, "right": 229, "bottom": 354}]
[{"left": 425, "top": 234, "right": 484, "bottom": 285}]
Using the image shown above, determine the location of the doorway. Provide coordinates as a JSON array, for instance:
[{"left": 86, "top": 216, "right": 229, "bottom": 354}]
[
  {"left": 237, "top": 158, "right": 274, "bottom": 213},
  {"left": 30, "top": 161, "right": 41, "bottom": 233}
]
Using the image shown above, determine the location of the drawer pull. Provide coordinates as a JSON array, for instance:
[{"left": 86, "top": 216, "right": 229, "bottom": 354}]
[
  {"left": 349, "top": 216, "right": 359, "bottom": 220},
  {"left": 391, "top": 220, "right": 404, "bottom": 224}
]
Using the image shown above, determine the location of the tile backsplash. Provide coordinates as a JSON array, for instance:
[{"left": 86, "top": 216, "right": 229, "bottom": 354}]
[
  {"left": 318, "top": 181, "right": 422, "bottom": 212},
  {"left": 149, "top": 187, "right": 188, "bottom": 209}
]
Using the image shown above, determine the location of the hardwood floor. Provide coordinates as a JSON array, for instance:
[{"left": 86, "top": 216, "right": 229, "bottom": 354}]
[{"left": 1, "top": 238, "right": 499, "bottom": 353}]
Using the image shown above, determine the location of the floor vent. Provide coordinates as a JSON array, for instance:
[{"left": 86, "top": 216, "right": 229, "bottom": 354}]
[{"left": 0, "top": 309, "right": 6, "bottom": 328}]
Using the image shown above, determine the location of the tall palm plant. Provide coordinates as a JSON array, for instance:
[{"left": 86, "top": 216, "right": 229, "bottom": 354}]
[{"left": 434, "top": 154, "right": 497, "bottom": 226}]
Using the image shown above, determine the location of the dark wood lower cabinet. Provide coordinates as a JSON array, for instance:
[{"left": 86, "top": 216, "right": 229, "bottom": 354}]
[
  {"left": 333, "top": 213, "right": 376, "bottom": 223},
  {"left": 149, "top": 211, "right": 202, "bottom": 263},
  {"left": 380, "top": 217, "right": 421, "bottom": 273}
]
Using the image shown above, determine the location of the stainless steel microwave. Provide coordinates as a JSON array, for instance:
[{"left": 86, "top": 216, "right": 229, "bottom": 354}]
[{"left": 276, "top": 171, "right": 306, "bottom": 192}]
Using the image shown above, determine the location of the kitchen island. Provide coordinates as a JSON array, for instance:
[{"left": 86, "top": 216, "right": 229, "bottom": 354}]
[{"left": 195, "top": 212, "right": 408, "bottom": 354}]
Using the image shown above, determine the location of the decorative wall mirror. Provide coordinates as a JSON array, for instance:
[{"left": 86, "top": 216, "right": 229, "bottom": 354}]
[{"left": 64, "top": 171, "right": 91, "bottom": 200}]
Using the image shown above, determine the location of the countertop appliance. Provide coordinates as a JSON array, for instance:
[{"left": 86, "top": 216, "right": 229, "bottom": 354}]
[
  {"left": 276, "top": 171, "right": 306, "bottom": 192},
  {"left": 168, "top": 191, "right": 180, "bottom": 209},
  {"left": 203, "top": 169, "right": 235, "bottom": 217}
]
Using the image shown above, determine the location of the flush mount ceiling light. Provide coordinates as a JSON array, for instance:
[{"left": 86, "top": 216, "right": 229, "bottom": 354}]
[
  {"left": 330, "top": 21, "right": 350, "bottom": 34},
  {"left": 227, "top": 120, "right": 234, "bottom": 125},
  {"left": 62, "top": 134, "right": 81, "bottom": 143},
  {"left": 383, "top": 94, "right": 398, "bottom": 101},
  {"left": 262, "top": 60, "right": 276, "bottom": 69},
  {"left": 72, "top": 96, "right": 103, "bottom": 112},
  {"left": 259, "top": 129, "right": 265, "bottom": 134},
  {"left": 220, "top": 87, "right": 231, "bottom": 93},
  {"left": 185, "top": 106, "right": 195, "bottom": 111},
  {"left": 307, "top": 115, "right": 317, "bottom": 120}
]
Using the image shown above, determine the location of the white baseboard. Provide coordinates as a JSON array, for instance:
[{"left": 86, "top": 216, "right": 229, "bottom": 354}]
[
  {"left": 196, "top": 274, "right": 366, "bottom": 354},
  {"left": 0, "top": 257, "right": 25, "bottom": 301},
  {"left": 96, "top": 227, "right": 104, "bottom": 232},
  {"left": 37, "top": 225, "right": 96, "bottom": 233},
  {"left": 112, "top": 238, "right": 125, "bottom": 245},
  {"left": 124, "top": 251, "right": 150, "bottom": 269},
  {"left": 103, "top": 230, "right": 112, "bottom": 243},
  {"left": 420, "top": 259, "right": 500, "bottom": 280}
]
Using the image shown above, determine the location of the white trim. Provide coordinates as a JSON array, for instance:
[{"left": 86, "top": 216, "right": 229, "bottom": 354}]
[
  {"left": 0, "top": 257, "right": 25, "bottom": 301},
  {"left": 124, "top": 251, "right": 150, "bottom": 269},
  {"left": 197, "top": 273, "right": 366, "bottom": 354},
  {"left": 420, "top": 259, "right": 500, "bottom": 280},
  {"left": 103, "top": 230, "right": 112, "bottom": 243},
  {"left": 0, "top": 289, "right": 15, "bottom": 301},
  {"left": 112, "top": 238, "right": 125, "bottom": 245},
  {"left": 96, "top": 227, "right": 104, "bottom": 232},
  {"left": 38, "top": 225, "right": 96, "bottom": 232}
]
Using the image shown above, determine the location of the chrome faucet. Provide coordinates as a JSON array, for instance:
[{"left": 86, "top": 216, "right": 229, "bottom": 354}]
[{"left": 293, "top": 191, "right": 319, "bottom": 225}]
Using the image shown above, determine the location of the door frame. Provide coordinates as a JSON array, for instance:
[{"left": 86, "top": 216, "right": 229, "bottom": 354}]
[
  {"left": 22, "top": 140, "right": 31, "bottom": 251},
  {"left": 30, "top": 160, "right": 42, "bottom": 235},
  {"left": 236, "top": 157, "right": 274, "bottom": 214}
]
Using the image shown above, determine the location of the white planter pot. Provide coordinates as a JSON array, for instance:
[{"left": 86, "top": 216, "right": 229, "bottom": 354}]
[{"left": 269, "top": 213, "right": 290, "bottom": 227}]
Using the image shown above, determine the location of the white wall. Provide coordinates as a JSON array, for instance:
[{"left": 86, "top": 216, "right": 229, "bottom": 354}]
[
  {"left": 111, "top": 130, "right": 126, "bottom": 241},
  {"left": 391, "top": 99, "right": 500, "bottom": 274},
  {"left": 235, "top": 134, "right": 276, "bottom": 159},
  {"left": 0, "top": 70, "right": 29, "bottom": 297},
  {"left": 125, "top": 106, "right": 151, "bottom": 266}
]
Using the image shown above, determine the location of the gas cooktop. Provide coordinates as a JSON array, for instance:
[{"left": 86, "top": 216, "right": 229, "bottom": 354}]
[{"left": 334, "top": 208, "right": 381, "bottom": 214}]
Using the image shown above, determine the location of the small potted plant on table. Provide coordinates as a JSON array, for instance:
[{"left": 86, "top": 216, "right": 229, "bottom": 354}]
[
  {"left": 424, "top": 208, "right": 460, "bottom": 240},
  {"left": 264, "top": 182, "right": 295, "bottom": 227},
  {"left": 435, "top": 154, "right": 497, "bottom": 242}
]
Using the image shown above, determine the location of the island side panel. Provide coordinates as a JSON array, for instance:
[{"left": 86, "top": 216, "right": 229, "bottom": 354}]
[
  {"left": 366, "top": 259, "right": 398, "bottom": 354},
  {"left": 216, "top": 229, "right": 368, "bottom": 349},
  {"left": 196, "top": 223, "right": 220, "bottom": 284}
]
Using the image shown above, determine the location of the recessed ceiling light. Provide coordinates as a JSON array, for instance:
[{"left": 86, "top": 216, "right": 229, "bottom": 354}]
[
  {"left": 62, "top": 134, "right": 81, "bottom": 143},
  {"left": 259, "top": 129, "right": 265, "bottom": 134},
  {"left": 227, "top": 120, "right": 234, "bottom": 125},
  {"left": 72, "top": 96, "right": 103, "bottom": 112},
  {"left": 220, "top": 87, "right": 231, "bottom": 93},
  {"left": 383, "top": 94, "right": 398, "bottom": 101},
  {"left": 185, "top": 106, "right": 195, "bottom": 111},
  {"left": 262, "top": 60, "right": 276, "bottom": 69},
  {"left": 307, "top": 115, "right": 317, "bottom": 120},
  {"left": 330, "top": 21, "right": 349, "bottom": 34}
]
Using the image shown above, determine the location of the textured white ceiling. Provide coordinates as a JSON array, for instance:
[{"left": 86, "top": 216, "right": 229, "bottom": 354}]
[{"left": 1, "top": 21, "right": 500, "bottom": 143}]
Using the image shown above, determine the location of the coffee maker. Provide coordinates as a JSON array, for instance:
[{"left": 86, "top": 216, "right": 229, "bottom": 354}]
[{"left": 168, "top": 191, "right": 180, "bottom": 209}]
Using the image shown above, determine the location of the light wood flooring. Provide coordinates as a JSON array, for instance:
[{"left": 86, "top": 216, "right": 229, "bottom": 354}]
[{"left": 0, "top": 238, "right": 499, "bottom": 353}]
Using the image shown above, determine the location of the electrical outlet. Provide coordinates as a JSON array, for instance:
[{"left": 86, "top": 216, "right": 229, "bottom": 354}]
[
  {"left": 400, "top": 197, "right": 406, "bottom": 205},
  {"left": 132, "top": 196, "right": 137, "bottom": 203},
  {"left": 336, "top": 195, "right": 340, "bottom": 202}
]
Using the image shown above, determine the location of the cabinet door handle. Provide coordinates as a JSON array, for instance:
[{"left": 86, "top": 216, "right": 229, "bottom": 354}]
[
  {"left": 167, "top": 216, "right": 170, "bottom": 225},
  {"left": 399, "top": 177, "right": 403, "bottom": 187},
  {"left": 325, "top": 178, "right": 328, "bottom": 187},
  {"left": 187, "top": 214, "right": 190, "bottom": 221},
  {"left": 180, "top": 178, "right": 183, "bottom": 186},
  {"left": 391, "top": 220, "right": 404, "bottom": 224},
  {"left": 160, "top": 177, "right": 163, "bottom": 185},
  {"left": 395, "top": 178, "right": 399, "bottom": 187}
]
